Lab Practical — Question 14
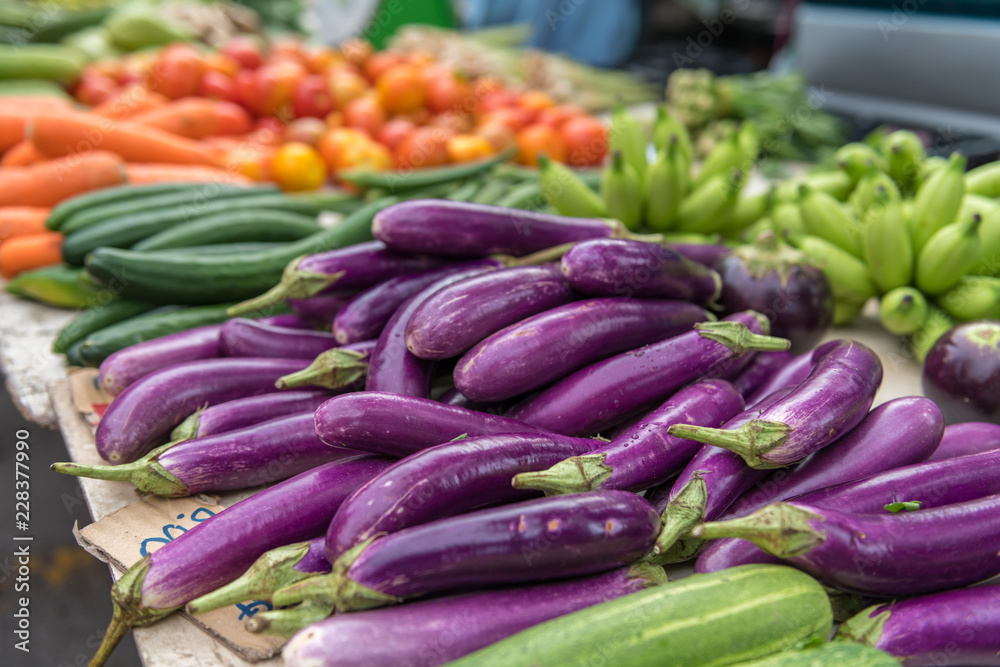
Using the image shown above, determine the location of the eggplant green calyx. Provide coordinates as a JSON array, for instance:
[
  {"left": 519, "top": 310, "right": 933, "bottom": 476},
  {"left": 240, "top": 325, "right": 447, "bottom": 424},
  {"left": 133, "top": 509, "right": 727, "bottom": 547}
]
[
  {"left": 884, "top": 501, "right": 922, "bottom": 513},
  {"left": 627, "top": 560, "right": 670, "bottom": 588},
  {"left": 692, "top": 502, "right": 826, "bottom": 558},
  {"left": 244, "top": 599, "right": 335, "bottom": 637},
  {"left": 170, "top": 407, "right": 204, "bottom": 441},
  {"left": 648, "top": 473, "right": 707, "bottom": 562},
  {"left": 694, "top": 319, "right": 791, "bottom": 356},
  {"left": 228, "top": 256, "right": 344, "bottom": 316},
  {"left": 833, "top": 603, "right": 890, "bottom": 645},
  {"left": 737, "top": 231, "right": 819, "bottom": 285},
  {"left": 276, "top": 348, "right": 368, "bottom": 390},
  {"left": 52, "top": 441, "right": 189, "bottom": 497},
  {"left": 512, "top": 453, "right": 613, "bottom": 496},
  {"left": 667, "top": 419, "right": 792, "bottom": 470}
]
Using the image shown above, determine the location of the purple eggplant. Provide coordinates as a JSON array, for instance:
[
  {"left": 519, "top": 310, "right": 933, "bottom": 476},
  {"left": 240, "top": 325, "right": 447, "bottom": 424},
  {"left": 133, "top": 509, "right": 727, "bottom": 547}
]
[
  {"left": 86, "top": 455, "right": 392, "bottom": 667},
  {"left": 405, "top": 264, "right": 578, "bottom": 360},
  {"left": 726, "top": 350, "right": 794, "bottom": 400},
  {"left": 922, "top": 320, "right": 1000, "bottom": 424},
  {"left": 275, "top": 490, "right": 661, "bottom": 612},
  {"left": 512, "top": 379, "right": 744, "bottom": 496},
  {"left": 668, "top": 242, "right": 732, "bottom": 268},
  {"left": 928, "top": 421, "right": 1000, "bottom": 461},
  {"left": 667, "top": 339, "right": 883, "bottom": 469},
  {"left": 454, "top": 298, "right": 710, "bottom": 403},
  {"left": 505, "top": 311, "right": 789, "bottom": 436},
  {"left": 279, "top": 563, "right": 665, "bottom": 666},
  {"left": 314, "top": 392, "right": 550, "bottom": 457},
  {"left": 54, "top": 413, "right": 367, "bottom": 496},
  {"left": 366, "top": 262, "right": 500, "bottom": 397},
  {"left": 219, "top": 318, "right": 339, "bottom": 359},
  {"left": 437, "top": 386, "right": 495, "bottom": 411},
  {"left": 95, "top": 357, "right": 313, "bottom": 463},
  {"left": 276, "top": 339, "right": 377, "bottom": 390},
  {"left": 256, "top": 314, "right": 313, "bottom": 329},
  {"left": 287, "top": 292, "right": 355, "bottom": 324},
  {"left": 372, "top": 199, "right": 625, "bottom": 257},
  {"left": 559, "top": 238, "right": 722, "bottom": 305},
  {"left": 693, "top": 494, "right": 1000, "bottom": 596},
  {"left": 170, "top": 389, "right": 333, "bottom": 440},
  {"left": 323, "top": 432, "right": 598, "bottom": 563},
  {"left": 836, "top": 586, "right": 1000, "bottom": 666},
  {"left": 744, "top": 347, "right": 818, "bottom": 407},
  {"left": 98, "top": 324, "right": 221, "bottom": 396}
]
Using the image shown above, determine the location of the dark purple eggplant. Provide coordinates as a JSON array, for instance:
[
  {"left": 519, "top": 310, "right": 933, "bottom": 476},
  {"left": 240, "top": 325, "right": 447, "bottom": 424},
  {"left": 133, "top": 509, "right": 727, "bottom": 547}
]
[
  {"left": 366, "top": 262, "right": 500, "bottom": 397},
  {"left": 437, "top": 386, "right": 495, "bottom": 411},
  {"left": 86, "top": 455, "right": 392, "bottom": 667},
  {"left": 276, "top": 340, "right": 376, "bottom": 390},
  {"left": 693, "top": 493, "right": 1000, "bottom": 596},
  {"left": 314, "top": 392, "right": 550, "bottom": 457},
  {"left": 836, "top": 586, "right": 1000, "bottom": 666},
  {"left": 278, "top": 563, "right": 665, "bottom": 665},
  {"left": 505, "top": 311, "right": 789, "bottom": 436},
  {"left": 372, "top": 199, "right": 625, "bottom": 257},
  {"left": 95, "top": 357, "right": 312, "bottom": 464},
  {"left": 668, "top": 242, "right": 732, "bottom": 268},
  {"left": 922, "top": 320, "right": 1000, "bottom": 424},
  {"left": 275, "top": 490, "right": 661, "bottom": 612},
  {"left": 744, "top": 347, "right": 818, "bottom": 407},
  {"left": 512, "top": 379, "right": 744, "bottom": 496},
  {"left": 98, "top": 324, "right": 221, "bottom": 396},
  {"left": 323, "top": 432, "right": 597, "bottom": 563},
  {"left": 928, "top": 421, "right": 1000, "bottom": 461},
  {"left": 714, "top": 232, "right": 834, "bottom": 352},
  {"left": 287, "top": 292, "right": 355, "bottom": 324},
  {"left": 405, "top": 264, "right": 578, "bottom": 360},
  {"left": 667, "top": 339, "right": 883, "bottom": 468},
  {"left": 728, "top": 350, "right": 795, "bottom": 400},
  {"left": 55, "top": 414, "right": 367, "bottom": 496},
  {"left": 559, "top": 238, "right": 722, "bottom": 305},
  {"left": 170, "top": 389, "right": 333, "bottom": 441},
  {"left": 219, "top": 318, "right": 339, "bottom": 359}
]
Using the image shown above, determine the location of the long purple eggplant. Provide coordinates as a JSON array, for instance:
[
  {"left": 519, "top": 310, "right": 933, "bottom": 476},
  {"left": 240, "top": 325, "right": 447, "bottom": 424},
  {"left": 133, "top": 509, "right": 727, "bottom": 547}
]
[
  {"left": 454, "top": 298, "right": 710, "bottom": 402},
  {"left": 314, "top": 392, "right": 551, "bottom": 457},
  {"left": 729, "top": 350, "right": 795, "bottom": 400},
  {"left": 275, "top": 490, "right": 661, "bottom": 612},
  {"left": 256, "top": 313, "right": 313, "bottom": 329},
  {"left": 219, "top": 318, "right": 339, "bottom": 359},
  {"left": 170, "top": 389, "right": 333, "bottom": 440},
  {"left": 505, "top": 311, "right": 789, "bottom": 436},
  {"left": 98, "top": 324, "right": 221, "bottom": 396},
  {"left": 836, "top": 586, "right": 1000, "bottom": 666},
  {"left": 366, "top": 262, "right": 500, "bottom": 397},
  {"left": 559, "top": 238, "right": 722, "bottom": 304},
  {"left": 669, "top": 242, "right": 731, "bottom": 268},
  {"left": 667, "top": 339, "right": 883, "bottom": 469},
  {"left": 287, "top": 292, "right": 355, "bottom": 324},
  {"left": 86, "top": 455, "right": 392, "bottom": 667},
  {"left": 512, "top": 379, "right": 744, "bottom": 496},
  {"left": 230, "top": 240, "right": 450, "bottom": 315},
  {"left": 372, "top": 199, "right": 625, "bottom": 257},
  {"left": 693, "top": 494, "right": 1000, "bottom": 596},
  {"left": 404, "top": 264, "right": 578, "bottom": 360},
  {"left": 696, "top": 448, "right": 1000, "bottom": 574},
  {"left": 95, "top": 357, "right": 312, "bottom": 464},
  {"left": 275, "top": 340, "right": 376, "bottom": 390},
  {"left": 323, "top": 432, "right": 598, "bottom": 563},
  {"left": 744, "top": 347, "right": 819, "bottom": 407},
  {"left": 928, "top": 421, "right": 1000, "bottom": 461},
  {"left": 278, "top": 563, "right": 666, "bottom": 665},
  {"left": 54, "top": 414, "right": 367, "bottom": 496}
]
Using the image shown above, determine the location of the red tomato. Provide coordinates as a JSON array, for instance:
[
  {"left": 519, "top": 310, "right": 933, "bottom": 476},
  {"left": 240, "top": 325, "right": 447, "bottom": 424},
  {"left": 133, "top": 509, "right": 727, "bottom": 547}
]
[
  {"left": 203, "top": 53, "right": 241, "bottom": 79},
  {"left": 395, "top": 127, "right": 450, "bottom": 170},
  {"left": 377, "top": 118, "right": 417, "bottom": 152},
  {"left": 223, "top": 36, "right": 265, "bottom": 69},
  {"left": 475, "top": 121, "right": 517, "bottom": 153},
  {"left": 327, "top": 68, "right": 368, "bottom": 110},
  {"left": 74, "top": 71, "right": 118, "bottom": 106},
  {"left": 478, "top": 89, "right": 519, "bottom": 114},
  {"left": 302, "top": 45, "right": 342, "bottom": 75},
  {"left": 516, "top": 124, "right": 567, "bottom": 166},
  {"left": 317, "top": 127, "right": 370, "bottom": 172},
  {"left": 536, "top": 105, "right": 587, "bottom": 129},
  {"left": 478, "top": 107, "right": 533, "bottom": 133},
  {"left": 427, "top": 111, "right": 473, "bottom": 135},
  {"left": 270, "top": 37, "right": 306, "bottom": 64},
  {"left": 284, "top": 117, "right": 328, "bottom": 146},
  {"left": 339, "top": 38, "right": 373, "bottom": 68},
  {"left": 342, "top": 95, "right": 386, "bottom": 137},
  {"left": 199, "top": 70, "right": 239, "bottom": 103},
  {"left": 254, "top": 61, "right": 305, "bottom": 116},
  {"left": 234, "top": 69, "right": 258, "bottom": 113},
  {"left": 560, "top": 116, "right": 608, "bottom": 167},
  {"left": 363, "top": 52, "right": 405, "bottom": 83},
  {"left": 150, "top": 44, "right": 204, "bottom": 100},
  {"left": 376, "top": 64, "right": 425, "bottom": 114},
  {"left": 293, "top": 75, "right": 335, "bottom": 118},
  {"left": 426, "top": 73, "right": 474, "bottom": 114}
]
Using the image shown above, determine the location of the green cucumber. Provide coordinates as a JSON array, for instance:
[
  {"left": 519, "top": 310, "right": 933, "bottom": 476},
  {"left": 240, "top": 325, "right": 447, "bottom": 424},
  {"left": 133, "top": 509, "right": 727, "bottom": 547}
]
[
  {"left": 132, "top": 210, "right": 321, "bottom": 251},
  {"left": 732, "top": 642, "right": 900, "bottom": 666},
  {"left": 48, "top": 183, "right": 215, "bottom": 231},
  {"left": 0, "top": 78, "right": 74, "bottom": 99},
  {"left": 0, "top": 44, "right": 88, "bottom": 85},
  {"left": 53, "top": 299, "right": 159, "bottom": 354},
  {"left": 157, "top": 243, "right": 285, "bottom": 256},
  {"left": 30, "top": 7, "right": 112, "bottom": 43},
  {"left": 4, "top": 264, "right": 106, "bottom": 309},
  {"left": 337, "top": 147, "right": 516, "bottom": 190},
  {"left": 82, "top": 197, "right": 392, "bottom": 305},
  {"left": 449, "top": 564, "right": 833, "bottom": 667}
]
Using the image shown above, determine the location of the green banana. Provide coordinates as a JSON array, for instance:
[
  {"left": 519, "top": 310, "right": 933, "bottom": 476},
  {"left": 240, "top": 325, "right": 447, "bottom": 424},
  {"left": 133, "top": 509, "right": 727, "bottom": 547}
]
[
  {"left": 652, "top": 105, "right": 693, "bottom": 168},
  {"left": 601, "top": 151, "right": 643, "bottom": 231},
  {"left": 980, "top": 207, "right": 1000, "bottom": 277},
  {"left": 937, "top": 276, "right": 1000, "bottom": 321},
  {"left": 644, "top": 139, "right": 688, "bottom": 232},
  {"left": 965, "top": 160, "right": 1000, "bottom": 197},
  {"left": 862, "top": 194, "right": 913, "bottom": 293},
  {"left": 909, "top": 306, "right": 955, "bottom": 362},
  {"left": 958, "top": 194, "right": 1000, "bottom": 223},
  {"left": 692, "top": 131, "right": 743, "bottom": 190},
  {"left": 718, "top": 188, "right": 770, "bottom": 237},
  {"left": 910, "top": 152, "right": 967, "bottom": 254},
  {"left": 880, "top": 129, "right": 925, "bottom": 194},
  {"left": 609, "top": 103, "right": 648, "bottom": 181},
  {"left": 878, "top": 287, "right": 928, "bottom": 335},
  {"left": 674, "top": 168, "right": 743, "bottom": 234},
  {"left": 737, "top": 120, "right": 761, "bottom": 165},
  {"left": 773, "top": 171, "right": 853, "bottom": 203},
  {"left": 798, "top": 185, "right": 865, "bottom": 258},
  {"left": 538, "top": 154, "right": 607, "bottom": 218},
  {"left": 916, "top": 156, "right": 948, "bottom": 188},
  {"left": 790, "top": 233, "right": 877, "bottom": 303},
  {"left": 739, "top": 216, "right": 774, "bottom": 243},
  {"left": 834, "top": 142, "right": 888, "bottom": 184},
  {"left": 771, "top": 200, "right": 806, "bottom": 236},
  {"left": 848, "top": 164, "right": 900, "bottom": 215},
  {"left": 833, "top": 297, "right": 868, "bottom": 326},
  {"left": 914, "top": 213, "right": 982, "bottom": 295}
]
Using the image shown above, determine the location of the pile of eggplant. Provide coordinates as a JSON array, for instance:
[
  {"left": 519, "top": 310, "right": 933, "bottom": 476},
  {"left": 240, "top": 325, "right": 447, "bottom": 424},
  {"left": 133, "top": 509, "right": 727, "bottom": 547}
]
[{"left": 55, "top": 200, "right": 1000, "bottom": 667}]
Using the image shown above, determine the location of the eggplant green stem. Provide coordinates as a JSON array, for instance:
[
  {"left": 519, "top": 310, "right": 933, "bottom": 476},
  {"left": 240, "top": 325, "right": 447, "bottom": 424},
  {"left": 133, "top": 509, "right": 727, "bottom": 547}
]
[
  {"left": 648, "top": 473, "right": 707, "bottom": 562},
  {"left": 276, "top": 348, "right": 368, "bottom": 390},
  {"left": 227, "top": 255, "right": 344, "bottom": 316},
  {"left": 511, "top": 454, "right": 612, "bottom": 496},
  {"left": 834, "top": 603, "right": 890, "bottom": 645},
  {"left": 666, "top": 419, "right": 792, "bottom": 470},
  {"left": 51, "top": 441, "right": 189, "bottom": 497},
  {"left": 244, "top": 600, "right": 335, "bottom": 636},
  {"left": 692, "top": 502, "right": 826, "bottom": 558},
  {"left": 507, "top": 242, "right": 576, "bottom": 267},
  {"left": 694, "top": 320, "right": 791, "bottom": 355},
  {"left": 170, "top": 406, "right": 205, "bottom": 441}
]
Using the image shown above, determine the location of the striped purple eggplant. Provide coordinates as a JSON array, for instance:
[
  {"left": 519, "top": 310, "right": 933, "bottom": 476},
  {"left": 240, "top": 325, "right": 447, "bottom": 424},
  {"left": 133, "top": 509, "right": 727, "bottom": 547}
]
[
  {"left": 693, "top": 493, "right": 1000, "bottom": 596},
  {"left": 668, "top": 242, "right": 731, "bottom": 268},
  {"left": 95, "top": 357, "right": 312, "bottom": 464},
  {"left": 314, "top": 392, "right": 550, "bottom": 457},
  {"left": 512, "top": 379, "right": 744, "bottom": 496},
  {"left": 836, "top": 586, "right": 1000, "bottom": 666},
  {"left": 55, "top": 413, "right": 367, "bottom": 496},
  {"left": 453, "top": 298, "right": 710, "bottom": 403},
  {"left": 86, "top": 456, "right": 392, "bottom": 667},
  {"left": 743, "top": 347, "right": 819, "bottom": 407},
  {"left": 928, "top": 421, "right": 1000, "bottom": 461},
  {"left": 98, "top": 324, "right": 221, "bottom": 396},
  {"left": 505, "top": 311, "right": 789, "bottom": 436},
  {"left": 372, "top": 199, "right": 625, "bottom": 257},
  {"left": 404, "top": 264, "right": 578, "bottom": 360},
  {"left": 287, "top": 292, "right": 355, "bottom": 324},
  {"left": 275, "top": 340, "right": 376, "bottom": 390},
  {"left": 219, "top": 318, "right": 339, "bottom": 359},
  {"left": 170, "top": 390, "right": 332, "bottom": 441},
  {"left": 667, "top": 339, "right": 883, "bottom": 468},
  {"left": 559, "top": 238, "right": 722, "bottom": 305},
  {"left": 728, "top": 350, "right": 795, "bottom": 400},
  {"left": 274, "top": 490, "right": 661, "bottom": 612}
]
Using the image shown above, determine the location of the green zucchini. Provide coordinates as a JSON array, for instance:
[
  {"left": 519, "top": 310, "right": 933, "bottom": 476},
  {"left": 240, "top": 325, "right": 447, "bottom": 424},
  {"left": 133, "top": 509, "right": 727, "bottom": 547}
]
[
  {"left": 0, "top": 44, "right": 88, "bottom": 85},
  {"left": 0, "top": 78, "right": 74, "bottom": 99},
  {"left": 53, "top": 299, "right": 159, "bottom": 354},
  {"left": 729, "top": 642, "right": 900, "bottom": 666},
  {"left": 158, "top": 243, "right": 285, "bottom": 256},
  {"left": 4, "top": 264, "right": 106, "bottom": 309},
  {"left": 449, "top": 564, "right": 833, "bottom": 667},
  {"left": 132, "top": 210, "right": 321, "bottom": 251},
  {"left": 82, "top": 197, "right": 393, "bottom": 305},
  {"left": 30, "top": 7, "right": 112, "bottom": 43},
  {"left": 47, "top": 183, "right": 211, "bottom": 231},
  {"left": 64, "top": 340, "right": 85, "bottom": 367}
]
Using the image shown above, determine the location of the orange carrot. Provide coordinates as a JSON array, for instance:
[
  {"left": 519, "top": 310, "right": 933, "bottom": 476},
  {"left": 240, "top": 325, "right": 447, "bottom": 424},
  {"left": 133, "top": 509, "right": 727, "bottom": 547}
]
[
  {"left": 91, "top": 85, "right": 168, "bottom": 121},
  {"left": 0, "top": 206, "right": 49, "bottom": 243},
  {"left": 0, "top": 151, "right": 126, "bottom": 207},
  {"left": 0, "top": 231, "right": 63, "bottom": 278},
  {"left": 28, "top": 113, "right": 223, "bottom": 167},
  {"left": 0, "top": 141, "right": 44, "bottom": 167},
  {"left": 130, "top": 99, "right": 253, "bottom": 139},
  {"left": 126, "top": 163, "right": 252, "bottom": 185},
  {"left": 0, "top": 96, "right": 74, "bottom": 111}
]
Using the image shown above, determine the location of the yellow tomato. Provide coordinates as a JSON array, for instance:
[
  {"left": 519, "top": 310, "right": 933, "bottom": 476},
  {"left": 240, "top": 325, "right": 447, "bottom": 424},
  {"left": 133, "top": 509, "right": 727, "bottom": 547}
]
[
  {"left": 271, "top": 142, "right": 327, "bottom": 191},
  {"left": 335, "top": 140, "right": 393, "bottom": 172},
  {"left": 446, "top": 134, "right": 495, "bottom": 163}
]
